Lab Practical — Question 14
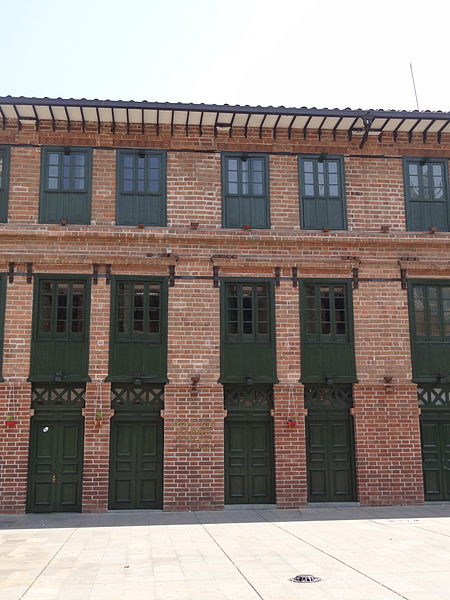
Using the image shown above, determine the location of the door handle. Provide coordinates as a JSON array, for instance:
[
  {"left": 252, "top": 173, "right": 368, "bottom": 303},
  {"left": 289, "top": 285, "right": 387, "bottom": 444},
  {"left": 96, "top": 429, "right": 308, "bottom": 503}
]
[{"left": 51, "top": 474, "right": 56, "bottom": 482}]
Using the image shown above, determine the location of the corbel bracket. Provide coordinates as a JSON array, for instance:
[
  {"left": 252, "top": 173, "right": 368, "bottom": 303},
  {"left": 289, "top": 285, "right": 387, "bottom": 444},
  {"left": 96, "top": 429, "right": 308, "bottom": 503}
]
[
  {"left": 213, "top": 265, "right": 219, "bottom": 288},
  {"left": 169, "top": 264, "right": 176, "bottom": 287}
]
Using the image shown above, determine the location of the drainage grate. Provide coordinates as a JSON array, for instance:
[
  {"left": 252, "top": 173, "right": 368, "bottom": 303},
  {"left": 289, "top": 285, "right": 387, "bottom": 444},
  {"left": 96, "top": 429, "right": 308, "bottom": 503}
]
[{"left": 290, "top": 574, "right": 321, "bottom": 583}]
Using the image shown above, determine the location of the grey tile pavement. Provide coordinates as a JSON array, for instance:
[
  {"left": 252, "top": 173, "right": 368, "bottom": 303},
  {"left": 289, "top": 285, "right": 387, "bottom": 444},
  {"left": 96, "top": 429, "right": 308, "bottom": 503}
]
[{"left": 1, "top": 504, "right": 450, "bottom": 599}]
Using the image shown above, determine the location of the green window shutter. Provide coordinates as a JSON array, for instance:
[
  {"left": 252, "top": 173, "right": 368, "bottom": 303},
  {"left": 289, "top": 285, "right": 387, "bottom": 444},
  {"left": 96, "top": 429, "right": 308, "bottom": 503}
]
[
  {"left": 40, "top": 147, "right": 92, "bottom": 224},
  {"left": 108, "top": 277, "right": 168, "bottom": 382},
  {"left": 30, "top": 277, "right": 91, "bottom": 382},
  {"left": 220, "top": 280, "right": 276, "bottom": 383},
  {"left": 299, "top": 155, "right": 347, "bottom": 230},
  {"left": 300, "top": 280, "right": 356, "bottom": 383},
  {"left": 116, "top": 150, "right": 166, "bottom": 226},
  {"left": 0, "top": 275, "right": 6, "bottom": 379},
  {"left": 0, "top": 145, "right": 10, "bottom": 222},
  {"left": 222, "top": 154, "right": 269, "bottom": 228},
  {"left": 409, "top": 281, "right": 450, "bottom": 382},
  {"left": 404, "top": 158, "right": 449, "bottom": 231}
]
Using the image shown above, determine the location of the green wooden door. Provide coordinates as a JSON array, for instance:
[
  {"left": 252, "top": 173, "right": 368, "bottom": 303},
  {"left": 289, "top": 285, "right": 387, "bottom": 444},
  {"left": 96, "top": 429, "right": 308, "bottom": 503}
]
[
  {"left": 306, "top": 411, "right": 356, "bottom": 502},
  {"left": 27, "top": 413, "right": 84, "bottom": 512},
  {"left": 421, "top": 415, "right": 450, "bottom": 501},
  {"left": 109, "top": 416, "right": 163, "bottom": 509},
  {"left": 225, "top": 414, "right": 274, "bottom": 504}
]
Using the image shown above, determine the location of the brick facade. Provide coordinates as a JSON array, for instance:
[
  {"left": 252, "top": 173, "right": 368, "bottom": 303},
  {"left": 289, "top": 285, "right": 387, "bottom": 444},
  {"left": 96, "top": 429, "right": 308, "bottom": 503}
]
[{"left": 0, "top": 98, "right": 449, "bottom": 512}]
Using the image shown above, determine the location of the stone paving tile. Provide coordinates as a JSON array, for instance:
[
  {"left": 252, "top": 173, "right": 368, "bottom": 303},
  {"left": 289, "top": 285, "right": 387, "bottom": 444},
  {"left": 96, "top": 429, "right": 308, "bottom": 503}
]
[{"left": 2, "top": 505, "right": 450, "bottom": 599}]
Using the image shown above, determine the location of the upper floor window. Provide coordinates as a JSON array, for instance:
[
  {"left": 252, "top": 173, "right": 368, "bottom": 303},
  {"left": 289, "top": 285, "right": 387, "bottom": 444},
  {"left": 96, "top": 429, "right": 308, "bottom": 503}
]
[
  {"left": 222, "top": 154, "right": 269, "bottom": 228},
  {"left": 37, "top": 279, "right": 87, "bottom": 340},
  {"left": 410, "top": 283, "right": 450, "bottom": 342},
  {"left": 114, "top": 279, "right": 162, "bottom": 340},
  {"left": 40, "top": 147, "right": 92, "bottom": 224},
  {"left": 303, "top": 282, "right": 348, "bottom": 342},
  {"left": 116, "top": 150, "right": 166, "bottom": 226},
  {"left": 299, "top": 155, "right": 346, "bottom": 230},
  {"left": 224, "top": 282, "right": 271, "bottom": 341},
  {"left": 0, "top": 145, "right": 10, "bottom": 222},
  {"left": 404, "top": 158, "right": 449, "bottom": 231}
]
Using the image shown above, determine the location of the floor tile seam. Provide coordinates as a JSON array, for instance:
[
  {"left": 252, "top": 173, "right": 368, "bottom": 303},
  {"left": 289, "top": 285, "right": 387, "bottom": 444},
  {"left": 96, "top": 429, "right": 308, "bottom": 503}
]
[
  {"left": 254, "top": 510, "right": 412, "bottom": 600},
  {"left": 18, "top": 527, "right": 79, "bottom": 600},
  {"left": 192, "top": 513, "right": 264, "bottom": 600}
]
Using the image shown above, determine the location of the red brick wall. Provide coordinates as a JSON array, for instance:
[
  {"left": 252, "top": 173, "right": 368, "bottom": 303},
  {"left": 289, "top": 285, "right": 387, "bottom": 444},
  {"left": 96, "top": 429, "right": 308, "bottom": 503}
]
[
  {"left": 0, "top": 273, "right": 33, "bottom": 512},
  {"left": 1, "top": 117, "right": 448, "bottom": 513}
]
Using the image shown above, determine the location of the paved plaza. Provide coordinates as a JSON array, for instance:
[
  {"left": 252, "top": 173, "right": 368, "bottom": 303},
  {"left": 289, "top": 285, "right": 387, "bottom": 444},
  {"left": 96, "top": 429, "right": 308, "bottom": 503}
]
[{"left": 1, "top": 504, "right": 450, "bottom": 600}]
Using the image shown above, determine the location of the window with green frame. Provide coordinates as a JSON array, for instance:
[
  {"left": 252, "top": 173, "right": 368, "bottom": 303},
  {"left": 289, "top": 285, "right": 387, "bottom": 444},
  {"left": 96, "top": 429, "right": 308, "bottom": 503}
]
[
  {"left": 109, "top": 277, "right": 167, "bottom": 382},
  {"left": 409, "top": 281, "right": 450, "bottom": 382},
  {"left": 303, "top": 283, "right": 348, "bottom": 342},
  {"left": 224, "top": 282, "right": 271, "bottom": 342},
  {"left": 403, "top": 158, "right": 449, "bottom": 231},
  {"left": 114, "top": 280, "right": 163, "bottom": 340},
  {"left": 220, "top": 280, "right": 276, "bottom": 384},
  {"left": 222, "top": 154, "right": 269, "bottom": 228},
  {"left": 299, "top": 155, "right": 347, "bottom": 230},
  {"left": 36, "top": 280, "right": 87, "bottom": 340},
  {"left": 40, "top": 147, "right": 92, "bottom": 224},
  {"left": 0, "top": 145, "right": 10, "bottom": 222},
  {"left": 116, "top": 150, "right": 166, "bottom": 226},
  {"left": 411, "top": 283, "right": 450, "bottom": 342},
  {"left": 30, "top": 277, "right": 90, "bottom": 382},
  {"left": 300, "top": 280, "right": 356, "bottom": 383}
]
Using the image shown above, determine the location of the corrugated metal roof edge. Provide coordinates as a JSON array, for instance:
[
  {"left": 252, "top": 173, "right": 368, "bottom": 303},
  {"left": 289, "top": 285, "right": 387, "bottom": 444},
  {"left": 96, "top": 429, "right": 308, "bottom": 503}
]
[{"left": 1, "top": 96, "right": 450, "bottom": 120}]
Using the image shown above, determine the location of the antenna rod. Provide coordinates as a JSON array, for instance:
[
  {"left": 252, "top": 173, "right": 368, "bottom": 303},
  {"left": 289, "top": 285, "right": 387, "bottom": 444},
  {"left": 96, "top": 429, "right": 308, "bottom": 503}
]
[{"left": 410, "top": 62, "right": 420, "bottom": 111}]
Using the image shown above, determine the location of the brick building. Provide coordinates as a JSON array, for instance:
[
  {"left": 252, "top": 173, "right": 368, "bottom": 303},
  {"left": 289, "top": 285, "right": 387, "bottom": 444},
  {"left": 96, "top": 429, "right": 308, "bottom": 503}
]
[{"left": 0, "top": 96, "right": 449, "bottom": 513}]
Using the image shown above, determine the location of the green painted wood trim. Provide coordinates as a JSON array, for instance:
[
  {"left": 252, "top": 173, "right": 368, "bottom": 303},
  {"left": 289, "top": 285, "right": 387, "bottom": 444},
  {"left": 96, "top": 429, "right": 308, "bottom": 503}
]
[
  {"left": 299, "top": 154, "right": 347, "bottom": 230},
  {"left": 0, "top": 145, "right": 10, "bottom": 222},
  {"left": 220, "top": 277, "right": 277, "bottom": 383},
  {"left": 108, "top": 276, "right": 168, "bottom": 379},
  {"left": 299, "top": 279, "right": 356, "bottom": 382},
  {"left": 29, "top": 275, "right": 91, "bottom": 382},
  {"left": 116, "top": 149, "right": 167, "bottom": 226},
  {"left": 221, "top": 153, "right": 270, "bottom": 229},
  {"left": 408, "top": 279, "right": 450, "bottom": 382},
  {"left": 39, "top": 146, "right": 93, "bottom": 224},
  {"left": 403, "top": 157, "right": 450, "bottom": 232}
]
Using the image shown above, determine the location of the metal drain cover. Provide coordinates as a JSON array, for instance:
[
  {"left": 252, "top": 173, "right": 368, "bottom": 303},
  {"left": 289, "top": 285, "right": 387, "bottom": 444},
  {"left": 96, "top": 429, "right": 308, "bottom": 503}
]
[{"left": 290, "top": 574, "right": 321, "bottom": 583}]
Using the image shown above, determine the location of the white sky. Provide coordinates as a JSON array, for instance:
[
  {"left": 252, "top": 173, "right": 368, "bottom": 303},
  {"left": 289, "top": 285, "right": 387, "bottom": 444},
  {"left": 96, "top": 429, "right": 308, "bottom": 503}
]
[{"left": 1, "top": 0, "right": 449, "bottom": 111}]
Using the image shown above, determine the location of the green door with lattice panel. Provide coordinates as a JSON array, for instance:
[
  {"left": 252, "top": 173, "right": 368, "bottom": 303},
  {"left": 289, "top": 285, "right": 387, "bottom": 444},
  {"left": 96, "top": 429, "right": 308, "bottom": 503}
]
[
  {"left": 306, "top": 409, "right": 356, "bottom": 502},
  {"left": 225, "top": 412, "right": 274, "bottom": 504},
  {"left": 420, "top": 411, "right": 450, "bottom": 501},
  {"left": 27, "top": 410, "right": 84, "bottom": 512},
  {"left": 109, "top": 414, "right": 163, "bottom": 509}
]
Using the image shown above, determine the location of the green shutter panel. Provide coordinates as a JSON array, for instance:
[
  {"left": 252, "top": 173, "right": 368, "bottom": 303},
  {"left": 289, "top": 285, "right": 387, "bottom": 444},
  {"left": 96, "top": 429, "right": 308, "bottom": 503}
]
[
  {"left": 29, "top": 278, "right": 91, "bottom": 382},
  {"left": 300, "top": 156, "right": 347, "bottom": 230},
  {"left": 404, "top": 159, "right": 450, "bottom": 232},
  {"left": 220, "top": 281, "right": 276, "bottom": 383},
  {"left": 108, "top": 278, "right": 168, "bottom": 382},
  {"left": 409, "top": 282, "right": 450, "bottom": 382},
  {"left": 0, "top": 146, "right": 10, "bottom": 223},
  {"left": 222, "top": 155, "right": 269, "bottom": 229},
  {"left": 116, "top": 151, "right": 166, "bottom": 226},
  {"left": 300, "top": 281, "right": 356, "bottom": 383},
  {"left": 40, "top": 148, "right": 92, "bottom": 225}
]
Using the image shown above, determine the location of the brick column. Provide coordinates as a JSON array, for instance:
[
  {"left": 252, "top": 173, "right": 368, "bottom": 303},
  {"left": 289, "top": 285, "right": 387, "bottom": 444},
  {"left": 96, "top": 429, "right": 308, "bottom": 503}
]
[
  {"left": 82, "top": 276, "right": 111, "bottom": 512},
  {"left": 164, "top": 275, "right": 223, "bottom": 510},
  {"left": 91, "top": 149, "right": 115, "bottom": 226},
  {"left": 273, "top": 273, "right": 307, "bottom": 508},
  {"left": 353, "top": 278, "right": 423, "bottom": 505},
  {"left": 0, "top": 269, "right": 33, "bottom": 513},
  {"left": 8, "top": 147, "right": 40, "bottom": 224}
]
